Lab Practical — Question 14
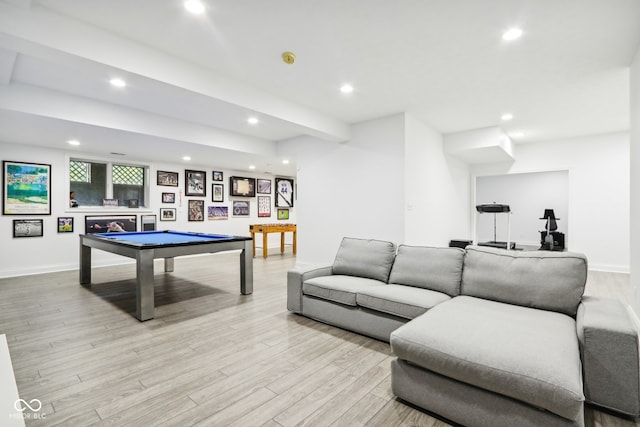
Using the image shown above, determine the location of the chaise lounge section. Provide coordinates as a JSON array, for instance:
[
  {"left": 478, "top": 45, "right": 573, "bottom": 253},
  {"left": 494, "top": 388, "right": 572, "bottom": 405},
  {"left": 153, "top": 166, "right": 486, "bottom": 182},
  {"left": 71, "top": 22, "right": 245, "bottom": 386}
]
[{"left": 287, "top": 237, "right": 640, "bottom": 426}]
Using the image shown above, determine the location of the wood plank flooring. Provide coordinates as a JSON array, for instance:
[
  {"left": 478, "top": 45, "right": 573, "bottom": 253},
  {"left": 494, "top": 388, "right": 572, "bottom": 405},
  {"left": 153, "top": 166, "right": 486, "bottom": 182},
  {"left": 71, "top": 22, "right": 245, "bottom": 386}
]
[{"left": 0, "top": 252, "right": 638, "bottom": 426}]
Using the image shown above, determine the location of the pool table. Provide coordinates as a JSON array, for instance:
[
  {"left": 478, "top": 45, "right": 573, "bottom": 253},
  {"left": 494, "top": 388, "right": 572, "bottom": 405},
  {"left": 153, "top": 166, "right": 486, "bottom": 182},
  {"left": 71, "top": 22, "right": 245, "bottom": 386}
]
[{"left": 79, "top": 230, "right": 253, "bottom": 321}]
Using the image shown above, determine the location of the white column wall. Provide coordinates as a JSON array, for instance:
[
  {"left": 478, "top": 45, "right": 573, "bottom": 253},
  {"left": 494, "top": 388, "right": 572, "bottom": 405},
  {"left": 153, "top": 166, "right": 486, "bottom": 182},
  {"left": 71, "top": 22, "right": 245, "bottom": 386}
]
[
  {"left": 404, "top": 114, "right": 471, "bottom": 246},
  {"left": 631, "top": 45, "right": 640, "bottom": 315}
]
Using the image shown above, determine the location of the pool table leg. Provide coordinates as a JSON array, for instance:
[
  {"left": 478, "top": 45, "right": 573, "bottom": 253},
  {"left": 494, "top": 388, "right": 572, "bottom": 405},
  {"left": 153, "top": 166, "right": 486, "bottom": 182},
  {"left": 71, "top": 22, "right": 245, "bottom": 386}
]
[
  {"left": 240, "top": 240, "right": 253, "bottom": 294},
  {"left": 79, "top": 242, "right": 91, "bottom": 286},
  {"left": 136, "top": 249, "right": 155, "bottom": 321},
  {"left": 164, "top": 257, "right": 174, "bottom": 272}
]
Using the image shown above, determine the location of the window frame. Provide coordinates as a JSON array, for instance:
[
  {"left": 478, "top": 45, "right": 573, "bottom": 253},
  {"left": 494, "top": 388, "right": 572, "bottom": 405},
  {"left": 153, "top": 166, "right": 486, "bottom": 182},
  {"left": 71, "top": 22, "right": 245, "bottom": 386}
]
[{"left": 66, "top": 154, "right": 151, "bottom": 211}]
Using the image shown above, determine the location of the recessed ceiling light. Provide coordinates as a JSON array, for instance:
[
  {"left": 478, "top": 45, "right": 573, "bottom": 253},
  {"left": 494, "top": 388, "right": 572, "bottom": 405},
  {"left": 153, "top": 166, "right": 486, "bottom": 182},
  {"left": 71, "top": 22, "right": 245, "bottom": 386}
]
[
  {"left": 109, "top": 78, "right": 126, "bottom": 88},
  {"left": 182, "top": 156, "right": 191, "bottom": 161},
  {"left": 340, "top": 84, "right": 354, "bottom": 94},
  {"left": 248, "top": 117, "right": 259, "bottom": 125},
  {"left": 501, "top": 113, "right": 513, "bottom": 121},
  {"left": 184, "top": 0, "right": 205, "bottom": 14},
  {"left": 67, "top": 139, "right": 80, "bottom": 146},
  {"left": 248, "top": 165, "right": 256, "bottom": 170},
  {"left": 502, "top": 28, "right": 523, "bottom": 41},
  {"left": 282, "top": 159, "right": 290, "bottom": 164}
]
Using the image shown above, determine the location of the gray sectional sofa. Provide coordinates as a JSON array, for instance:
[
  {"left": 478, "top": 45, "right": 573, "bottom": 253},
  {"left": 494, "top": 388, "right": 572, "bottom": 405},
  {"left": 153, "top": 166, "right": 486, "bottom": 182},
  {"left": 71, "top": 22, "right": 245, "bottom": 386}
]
[{"left": 287, "top": 237, "right": 640, "bottom": 427}]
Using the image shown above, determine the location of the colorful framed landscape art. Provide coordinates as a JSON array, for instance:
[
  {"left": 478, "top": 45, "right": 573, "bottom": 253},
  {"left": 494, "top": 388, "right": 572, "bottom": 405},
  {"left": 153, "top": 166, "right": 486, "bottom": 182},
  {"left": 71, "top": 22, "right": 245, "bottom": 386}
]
[{"left": 3, "top": 161, "right": 51, "bottom": 215}]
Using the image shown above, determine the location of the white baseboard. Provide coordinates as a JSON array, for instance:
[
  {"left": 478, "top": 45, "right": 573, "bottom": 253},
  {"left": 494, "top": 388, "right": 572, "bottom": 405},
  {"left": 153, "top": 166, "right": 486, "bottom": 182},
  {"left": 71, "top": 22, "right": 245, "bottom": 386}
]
[{"left": 588, "top": 264, "right": 630, "bottom": 274}]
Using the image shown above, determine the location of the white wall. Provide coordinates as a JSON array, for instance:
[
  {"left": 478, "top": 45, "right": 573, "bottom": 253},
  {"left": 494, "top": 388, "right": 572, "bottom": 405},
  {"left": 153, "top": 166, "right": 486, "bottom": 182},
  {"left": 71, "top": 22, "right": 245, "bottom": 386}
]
[
  {"left": 404, "top": 114, "right": 471, "bottom": 246},
  {"left": 473, "top": 132, "right": 630, "bottom": 272},
  {"left": 476, "top": 171, "right": 569, "bottom": 246},
  {"left": 0, "top": 141, "right": 295, "bottom": 278},
  {"left": 631, "top": 45, "right": 640, "bottom": 315},
  {"left": 284, "top": 114, "right": 406, "bottom": 264}
]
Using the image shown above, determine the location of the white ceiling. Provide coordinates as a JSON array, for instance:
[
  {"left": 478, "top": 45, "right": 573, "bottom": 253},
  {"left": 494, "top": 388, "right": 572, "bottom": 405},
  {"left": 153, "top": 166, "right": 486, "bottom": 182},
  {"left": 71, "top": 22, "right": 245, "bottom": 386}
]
[{"left": 1, "top": 0, "right": 639, "bottom": 174}]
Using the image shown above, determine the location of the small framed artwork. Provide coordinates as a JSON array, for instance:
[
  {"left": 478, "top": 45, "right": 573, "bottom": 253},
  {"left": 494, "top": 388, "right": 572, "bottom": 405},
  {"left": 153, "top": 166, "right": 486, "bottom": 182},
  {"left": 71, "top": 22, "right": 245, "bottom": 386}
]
[
  {"left": 185, "top": 170, "right": 206, "bottom": 197},
  {"left": 212, "top": 171, "right": 224, "bottom": 182},
  {"left": 257, "top": 179, "right": 271, "bottom": 194},
  {"left": 232, "top": 200, "right": 250, "bottom": 216},
  {"left": 277, "top": 208, "right": 290, "bottom": 220},
  {"left": 208, "top": 206, "right": 228, "bottom": 220},
  {"left": 258, "top": 196, "right": 271, "bottom": 217},
  {"left": 229, "top": 176, "right": 256, "bottom": 197},
  {"left": 188, "top": 199, "right": 205, "bottom": 221},
  {"left": 275, "top": 178, "right": 294, "bottom": 207},
  {"left": 3, "top": 161, "right": 51, "bottom": 215},
  {"left": 128, "top": 199, "right": 139, "bottom": 208},
  {"left": 13, "top": 219, "right": 43, "bottom": 237},
  {"left": 141, "top": 214, "right": 157, "bottom": 231},
  {"left": 85, "top": 215, "right": 137, "bottom": 234},
  {"left": 58, "top": 217, "right": 74, "bottom": 233},
  {"left": 157, "top": 170, "right": 179, "bottom": 187},
  {"left": 160, "top": 208, "right": 176, "bottom": 221},
  {"left": 102, "top": 198, "right": 119, "bottom": 207},
  {"left": 212, "top": 184, "right": 224, "bottom": 202},
  {"left": 162, "top": 192, "right": 175, "bottom": 203}
]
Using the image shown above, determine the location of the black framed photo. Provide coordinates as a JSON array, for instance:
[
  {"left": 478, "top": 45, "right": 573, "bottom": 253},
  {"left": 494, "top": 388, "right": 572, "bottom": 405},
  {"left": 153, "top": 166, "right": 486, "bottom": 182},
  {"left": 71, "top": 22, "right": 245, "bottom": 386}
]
[
  {"left": 232, "top": 200, "right": 250, "bottom": 216},
  {"left": 275, "top": 178, "right": 294, "bottom": 207},
  {"left": 229, "top": 176, "right": 255, "bottom": 197},
  {"left": 160, "top": 208, "right": 176, "bottom": 221},
  {"left": 212, "top": 184, "right": 224, "bottom": 202},
  {"left": 85, "top": 215, "right": 137, "bottom": 234},
  {"left": 162, "top": 192, "right": 175, "bottom": 203},
  {"left": 257, "top": 179, "right": 271, "bottom": 194},
  {"left": 3, "top": 160, "right": 51, "bottom": 215},
  {"left": 277, "top": 208, "right": 290, "bottom": 220},
  {"left": 212, "top": 171, "right": 224, "bottom": 181},
  {"left": 208, "top": 206, "right": 228, "bottom": 220},
  {"left": 157, "top": 170, "right": 178, "bottom": 187},
  {"left": 188, "top": 199, "right": 204, "bottom": 221},
  {"left": 258, "top": 196, "right": 271, "bottom": 217},
  {"left": 58, "top": 217, "right": 74, "bottom": 233},
  {"left": 128, "top": 199, "right": 139, "bottom": 208},
  {"left": 185, "top": 170, "right": 206, "bottom": 197},
  {"left": 13, "top": 219, "right": 43, "bottom": 237}
]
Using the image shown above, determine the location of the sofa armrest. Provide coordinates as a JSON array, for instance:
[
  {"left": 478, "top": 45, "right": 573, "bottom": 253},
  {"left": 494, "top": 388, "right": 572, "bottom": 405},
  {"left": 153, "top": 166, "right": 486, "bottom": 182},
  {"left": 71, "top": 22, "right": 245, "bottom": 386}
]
[
  {"left": 576, "top": 295, "right": 640, "bottom": 416},
  {"left": 287, "top": 264, "right": 333, "bottom": 313}
]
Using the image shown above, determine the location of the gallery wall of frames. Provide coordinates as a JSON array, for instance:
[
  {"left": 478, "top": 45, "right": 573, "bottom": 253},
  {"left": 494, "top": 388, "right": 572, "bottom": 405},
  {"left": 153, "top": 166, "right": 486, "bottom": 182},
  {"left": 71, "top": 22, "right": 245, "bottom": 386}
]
[{"left": 0, "top": 141, "right": 296, "bottom": 278}]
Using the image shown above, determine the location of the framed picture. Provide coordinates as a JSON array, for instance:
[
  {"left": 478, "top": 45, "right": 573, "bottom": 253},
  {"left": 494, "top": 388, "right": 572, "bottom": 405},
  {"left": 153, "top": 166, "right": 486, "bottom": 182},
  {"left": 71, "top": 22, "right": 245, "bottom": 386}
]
[
  {"left": 208, "top": 206, "right": 228, "bottom": 220},
  {"left": 185, "top": 169, "right": 206, "bottom": 197},
  {"left": 212, "top": 184, "right": 224, "bottom": 202},
  {"left": 141, "top": 214, "right": 157, "bottom": 231},
  {"left": 232, "top": 200, "right": 250, "bottom": 216},
  {"left": 128, "top": 199, "right": 139, "bottom": 208},
  {"left": 257, "top": 179, "right": 271, "bottom": 194},
  {"left": 278, "top": 208, "right": 290, "bottom": 220},
  {"left": 85, "top": 215, "right": 137, "bottom": 234},
  {"left": 157, "top": 170, "right": 179, "bottom": 187},
  {"left": 58, "top": 217, "right": 74, "bottom": 233},
  {"left": 3, "top": 161, "right": 51, "bottom": 215},
  {"left": 258, "top": 196, "right": 271, "bottom": 217},
  {"left": 162, "top": 192, "right": 175, "bottom": 203},
  {"left": 13, "top": 219, "right": 43, "bottom": 237},
  {"left": 160, "top": 208, "right": 176, "bottom": 221},
  {"left": 188, "top": 199, "right": 205, "bottom": 221},
  {"left": 275, "top": 178, "right": 294, "bottom": 207},
  {"left": 212, "top": 171, "right": 224, "bottom": 182},
  {"left": 229, "top": 176, "right": 256, "bottom": 197}
]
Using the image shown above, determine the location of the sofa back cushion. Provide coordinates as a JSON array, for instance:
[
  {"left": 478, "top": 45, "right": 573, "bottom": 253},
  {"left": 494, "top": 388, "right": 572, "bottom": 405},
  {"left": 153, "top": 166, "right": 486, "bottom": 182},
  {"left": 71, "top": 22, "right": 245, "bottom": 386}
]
[
  {"left": 332, "top": 237, "right": 396, "bottom": 282},
  {"left": 461, "top": 245, "right": 587, "bottom": 316},
  {"left": 388, "top": 245, "right": 464, "bottom": 296}
]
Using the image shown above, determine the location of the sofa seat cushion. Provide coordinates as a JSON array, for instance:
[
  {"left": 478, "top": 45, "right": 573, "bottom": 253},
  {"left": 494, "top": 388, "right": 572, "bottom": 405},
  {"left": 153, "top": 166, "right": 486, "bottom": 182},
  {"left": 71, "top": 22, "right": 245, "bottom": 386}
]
[
  {"left": 391, "top": 296, "right": 584, "bottom": 421},
  {"left": 303, "top": 275, "right": 385, "bottom": 306},
  {"left": 356, "top": 285, "right": 450, "bottom": 320}
]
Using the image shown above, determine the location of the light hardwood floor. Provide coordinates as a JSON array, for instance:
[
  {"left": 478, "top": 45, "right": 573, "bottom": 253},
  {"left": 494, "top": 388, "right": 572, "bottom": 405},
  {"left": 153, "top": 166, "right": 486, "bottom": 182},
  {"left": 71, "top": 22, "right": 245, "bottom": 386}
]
[{"left": 0, "top": 252, "right": 638, "bottom": 426}]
